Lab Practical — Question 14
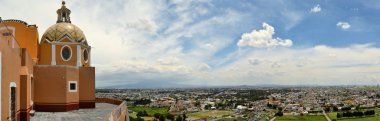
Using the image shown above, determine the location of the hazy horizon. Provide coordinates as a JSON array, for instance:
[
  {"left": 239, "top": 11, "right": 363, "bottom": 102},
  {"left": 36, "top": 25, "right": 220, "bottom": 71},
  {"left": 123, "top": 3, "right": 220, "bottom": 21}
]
[{"left": 2, "top": 0, "right": 380, "bottom": 88}]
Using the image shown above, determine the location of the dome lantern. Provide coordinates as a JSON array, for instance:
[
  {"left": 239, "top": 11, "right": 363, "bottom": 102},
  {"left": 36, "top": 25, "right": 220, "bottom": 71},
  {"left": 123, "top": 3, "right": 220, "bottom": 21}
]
[
  {"left": 41, "top": 1, "right": 87, "bottom": 43},
  {"left": 57, "top": 0, "right": 71, "bottom": 23}
]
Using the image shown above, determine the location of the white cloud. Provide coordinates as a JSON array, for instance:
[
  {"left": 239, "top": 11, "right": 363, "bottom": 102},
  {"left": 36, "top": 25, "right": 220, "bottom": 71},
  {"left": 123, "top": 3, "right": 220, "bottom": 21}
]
[
  {"left": 191, "top": 44, "right": 380, "bottom": 86},
  {"left": 157, "top": 57, "right": 180, "bottom": 65},
  {"left": 3, "top": 0, "right": 380, "bottom": 87},
  {"left": 237, "top": 23, "right": 293, "bottom": 48},
  {"left": 310, "top": 4, "right": 321, "bottom": 13},
  {"left": 198, "top": 63, "right": 212, "bottom": 71},
  {"left": 126, "top": 19, "right": 159, "bottom": 35},
  {"left": 337, "top": 21, "right": 351, "bottom": 30},
  {"left": 248, "top": 58, "right": 260, "bottom": 65}
]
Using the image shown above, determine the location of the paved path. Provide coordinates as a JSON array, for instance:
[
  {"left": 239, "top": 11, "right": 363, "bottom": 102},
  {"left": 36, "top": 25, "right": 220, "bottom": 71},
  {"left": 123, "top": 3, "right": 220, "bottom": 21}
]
[
  {"left": 323, "top": 110, "right": 331, "bottom": 121},
  {"left": 269, "top": 117, "right": 276, "bottom": 121},
  {"left": 31, "top": 103, "right": 117, "bottom": 121}
]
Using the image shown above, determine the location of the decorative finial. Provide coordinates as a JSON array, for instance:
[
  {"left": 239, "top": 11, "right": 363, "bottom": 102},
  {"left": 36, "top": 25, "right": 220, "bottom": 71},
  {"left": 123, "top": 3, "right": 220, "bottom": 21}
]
[{"left": 62, "top": 0, "right": 65, "bottom": 5}]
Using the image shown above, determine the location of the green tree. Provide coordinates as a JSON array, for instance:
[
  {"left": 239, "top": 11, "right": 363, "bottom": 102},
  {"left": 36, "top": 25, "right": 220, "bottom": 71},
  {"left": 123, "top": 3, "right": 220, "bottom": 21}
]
[
  {"left": 166, "top": 113, "right": 175, "bottom": 121},
  {"left": 337, "top": 113, "right": 342, "bottom": 118},
  {"left": 205, "top": 104, "right": 212, "bottom": 110},
  {"left": 154, "top": 113, "right": 161, "bottom": 119},
  {"left": 194, "top": 101, "right": 201, "bottom": 107},
  {"left": 275, "top": 111, "right": 283, "bottom": 116},
  {"left": 136, "top": 116, "right": 145, "bottom": 121},
  {"left": 182, "top": 113, "right": 187, "bottom": 121},
  {"left": 143, "top": 110, "right": 148, "bottom": 116},
  {"left": 175, "top": 115, "right": 183, "bottom": 121},
  {"left": 356, "top": 105, "right": 360, "bottom": 110},
  {"left": 129, "top": 116, "right": 136, "bottom": 121},
  {"left": 159, "top": 115, "right": 166, "bottom": 121},
  {"left": 137, "top": 111, "right": 143, "bottom": 117}
]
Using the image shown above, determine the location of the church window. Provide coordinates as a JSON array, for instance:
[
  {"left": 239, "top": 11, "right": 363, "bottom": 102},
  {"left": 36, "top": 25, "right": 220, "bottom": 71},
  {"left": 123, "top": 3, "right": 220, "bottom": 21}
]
[
  {"left": 2, "top": 32, "right": 11, "bottom": 36},
  {"left": 83, "top": 49, "right": 88, "bottom": 62},
  {"left": 61, "top": 45, "right": 72, "bottom": 61},
  {"left": 68, "top": 81, "right": 77, "bottom": 92}
]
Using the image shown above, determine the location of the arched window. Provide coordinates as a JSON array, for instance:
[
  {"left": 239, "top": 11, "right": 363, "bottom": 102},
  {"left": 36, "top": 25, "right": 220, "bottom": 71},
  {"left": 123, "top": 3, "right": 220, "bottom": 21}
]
[
  {"left": 83, "top": 49, "right": 88, "bottom": 62},
  {"left": 9, "top": 82, "right": 16, "bottom": 121}
]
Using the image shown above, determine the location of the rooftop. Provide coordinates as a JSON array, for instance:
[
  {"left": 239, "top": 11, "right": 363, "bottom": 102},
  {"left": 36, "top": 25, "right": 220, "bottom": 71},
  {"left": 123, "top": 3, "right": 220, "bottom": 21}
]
[{"left": 31, "top": 103, "right": 117, "bottom": 121}]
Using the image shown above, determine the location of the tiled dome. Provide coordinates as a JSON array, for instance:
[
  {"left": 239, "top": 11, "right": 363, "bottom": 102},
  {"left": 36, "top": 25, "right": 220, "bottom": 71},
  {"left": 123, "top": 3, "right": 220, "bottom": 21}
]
[{"left": 42, "top": 23, "right": 86, "bottom": 42}]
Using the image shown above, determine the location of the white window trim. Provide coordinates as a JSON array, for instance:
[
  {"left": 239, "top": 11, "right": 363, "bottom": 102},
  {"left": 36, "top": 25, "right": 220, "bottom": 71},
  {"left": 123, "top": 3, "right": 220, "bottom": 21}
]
[
  {"left": 76, "top": 45, "right": 81, "bottom": 66},
  {"left": 88, "top": 47, "right": 91, "bottom": 66},
  {"left": 60, "top": 45, "right": 72, "bottom": 61},
  {"left": 83, "top": 48, "right": 89, "bottom": 63},
  {"left": 9, "top": 82, "right": 16, "bottom": 121},
  {"left": 51, "top": 44, "right": 56, "bottom": 65},
  {"left": 68, "top": 81, "right": 77, "bottom": 92}
]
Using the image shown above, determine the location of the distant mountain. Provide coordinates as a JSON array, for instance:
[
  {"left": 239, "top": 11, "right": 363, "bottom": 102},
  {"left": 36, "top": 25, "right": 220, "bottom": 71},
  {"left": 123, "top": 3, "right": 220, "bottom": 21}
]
[
  {"left": 96, "top": 82, "right": 302, "bottom": 89},
  {"left": 97, "top": 82, "right": 198, "bottom": 89}
]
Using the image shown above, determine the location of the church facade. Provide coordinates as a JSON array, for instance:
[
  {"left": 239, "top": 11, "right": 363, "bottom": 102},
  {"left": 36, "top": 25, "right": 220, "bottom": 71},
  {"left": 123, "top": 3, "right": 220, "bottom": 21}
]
[{"left": 0, "top": 1, "right": 95, "bottom": 121}]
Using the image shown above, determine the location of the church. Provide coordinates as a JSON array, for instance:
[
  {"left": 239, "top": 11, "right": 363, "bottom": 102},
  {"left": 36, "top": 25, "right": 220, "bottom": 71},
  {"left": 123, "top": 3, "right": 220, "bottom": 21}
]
[{"left": 0, "top": 1, "right": 96, "bottom": 120}]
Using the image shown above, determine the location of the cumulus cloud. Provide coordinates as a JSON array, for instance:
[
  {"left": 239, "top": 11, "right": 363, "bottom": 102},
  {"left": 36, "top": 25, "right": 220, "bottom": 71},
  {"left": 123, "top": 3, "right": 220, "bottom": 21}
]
[
  {"left": 248, "top": 58, "right": 260, "bottom": 65},
  {"left": 126, "top": 19, "right": 159, "bottom": 35},
  {"left": 337, "top": 21, "right": 351, "bottom": 30},
  {"left": 207, "top": 44, "right": 380, "bottom": 86},
  {"left": 237, "top": 23, "right": 293, "bottom": 48},
  {"left": 198, "top": 63, "right": 212, "bottom": 71},
  {"left": 157, "top": 57, "right": 180, "bottom": 65},
  {"left": 310, "top": 4, "right": 321, "bottom": 13}
]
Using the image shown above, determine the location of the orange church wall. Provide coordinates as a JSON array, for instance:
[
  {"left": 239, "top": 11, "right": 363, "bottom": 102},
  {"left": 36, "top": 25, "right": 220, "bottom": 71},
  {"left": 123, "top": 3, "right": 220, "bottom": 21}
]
[
  {"left": 20, "top": 48, "right": 34, "bottom": 121},
  {"left": 55, "top": 44, "right": 78, "bottom": 66},
  {"left": 66, "top": 67, "right": 79, "bottom": 103},
  {"left": 38, "top": 43, "right": 52, "bottom": 65},
  {"left": 33, "top": 66, "right": 80, "bottom": 112},
  {"left": 20, "top": 75, "right": 31, "bottom": 120},
  {"left": 0, "top": 31, "right": 22, "bottom": 121},
  {"left": 39, "top": 41, "right": 80, "bottom": 66},
  {"left": 33, "top": 66, "right": 67, "bottom": 103},
  {"left": 79, "top": 67, "right": 95, "bottom": 108},
  {"left": 1, "top": 22, "right": 39, "bottom": 61}
]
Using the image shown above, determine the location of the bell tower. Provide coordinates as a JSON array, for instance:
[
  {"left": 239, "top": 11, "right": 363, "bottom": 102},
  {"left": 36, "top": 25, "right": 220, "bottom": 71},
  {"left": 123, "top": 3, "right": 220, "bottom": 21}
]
[{"left": 56, "top": 1, "right": 71, "bottom": 23}]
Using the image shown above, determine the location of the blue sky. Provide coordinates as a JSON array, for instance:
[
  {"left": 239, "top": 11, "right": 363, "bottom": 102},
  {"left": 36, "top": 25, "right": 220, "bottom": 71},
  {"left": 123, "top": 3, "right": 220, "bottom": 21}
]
[{"left": 2, "top": 0, "right": 380, "bottom": 88}]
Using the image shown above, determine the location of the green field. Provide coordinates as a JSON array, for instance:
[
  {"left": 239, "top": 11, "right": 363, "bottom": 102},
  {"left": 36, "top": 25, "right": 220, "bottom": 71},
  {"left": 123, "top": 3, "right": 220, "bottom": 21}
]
[
  {"left": 259, "top": 118, "right": 269, "bottom": 121},
  {"left": 217, "top": 117, "right": 245, "bottom": 121},
  {"left": 328, "top": 112, "right": 380, "bottom": 121},
  {"left": 328, "top": 112, "right": 337, "bottom": 120},
  {"left": 375, "top": 108, "right": 380, "bottom": 114},
  {"left": 334, "top": 116, "right": 380, "bottom": 121},
  {"left": 128, "top": 107, "right": 169, "bottom": 116},
  {"left": 188, "top": 110, "right": 232, "bottom": 118},
  {"left": 275, "top": 115, "right": 326, "bottom": 121},
  {"left": 129, "top": 112, "right": 158, "bottom": 121}
]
